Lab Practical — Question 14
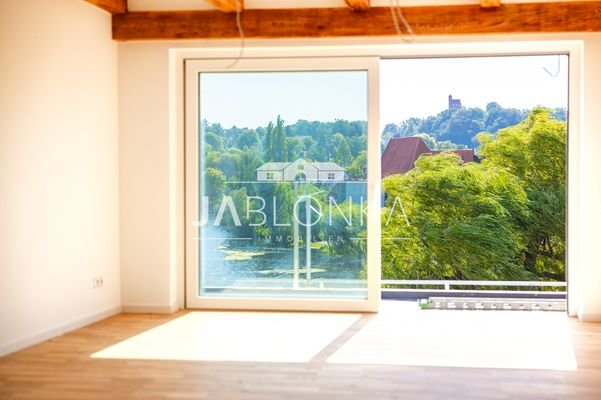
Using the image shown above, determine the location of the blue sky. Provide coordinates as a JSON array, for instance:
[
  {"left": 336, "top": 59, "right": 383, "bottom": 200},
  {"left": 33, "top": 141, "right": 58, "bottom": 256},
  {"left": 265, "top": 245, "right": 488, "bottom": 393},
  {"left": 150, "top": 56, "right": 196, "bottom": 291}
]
[
  {"left": 200, "top": 71, "right": 368, "bottom": 129},
  {"left": 380, "top": 55, "right": 569, "bottom": 124},
  {"left": 200, "top": 55, "right": 568, "bottom": 129}
]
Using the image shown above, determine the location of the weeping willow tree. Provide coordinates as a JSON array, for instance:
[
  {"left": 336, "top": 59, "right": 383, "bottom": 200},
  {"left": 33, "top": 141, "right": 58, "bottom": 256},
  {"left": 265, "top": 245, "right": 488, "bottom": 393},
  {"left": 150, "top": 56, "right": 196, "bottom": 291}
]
[
  {"left": 478, "top": 108, "right": 566, "bottom": 281},
  {"left": 382, "top": 108, "right": 566, "bottom": 281}
]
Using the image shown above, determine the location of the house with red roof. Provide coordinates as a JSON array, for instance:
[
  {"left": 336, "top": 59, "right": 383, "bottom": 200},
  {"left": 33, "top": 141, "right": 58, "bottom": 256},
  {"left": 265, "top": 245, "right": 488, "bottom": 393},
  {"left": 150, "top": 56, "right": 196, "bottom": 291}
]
[{"left": 382, "top": 136, "right": 479, "bottom": 177}]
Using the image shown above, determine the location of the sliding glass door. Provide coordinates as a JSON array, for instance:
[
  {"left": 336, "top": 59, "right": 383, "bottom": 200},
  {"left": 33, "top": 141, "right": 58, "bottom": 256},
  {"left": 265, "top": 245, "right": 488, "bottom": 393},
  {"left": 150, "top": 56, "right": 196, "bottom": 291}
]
[{"left": 185, "top": 58, "right": 380, "bottom": 311}]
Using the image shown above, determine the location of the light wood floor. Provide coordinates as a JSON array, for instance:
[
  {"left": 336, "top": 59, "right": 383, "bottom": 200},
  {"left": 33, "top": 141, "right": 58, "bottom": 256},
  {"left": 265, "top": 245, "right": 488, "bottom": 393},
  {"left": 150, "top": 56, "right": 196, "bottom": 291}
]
[{"left": 1, "top": 305, "right": 601, "bottom": 400}]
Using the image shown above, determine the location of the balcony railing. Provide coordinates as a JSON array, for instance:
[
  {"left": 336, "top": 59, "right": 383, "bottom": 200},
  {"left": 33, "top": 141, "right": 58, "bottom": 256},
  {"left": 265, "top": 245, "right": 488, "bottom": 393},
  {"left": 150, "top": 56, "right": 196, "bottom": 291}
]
[
  {"left": 201, "top": 278, "right": 566, "bottom": 297},
  {"left": 382, "top": 279, "right": 567, "bottom": 300}
]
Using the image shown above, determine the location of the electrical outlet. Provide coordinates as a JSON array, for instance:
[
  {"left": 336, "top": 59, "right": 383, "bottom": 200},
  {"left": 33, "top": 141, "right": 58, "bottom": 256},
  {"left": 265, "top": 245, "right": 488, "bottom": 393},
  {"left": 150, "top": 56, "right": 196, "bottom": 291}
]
[{"left": 93, "top": 276, "right": 104, "bottom": 288}]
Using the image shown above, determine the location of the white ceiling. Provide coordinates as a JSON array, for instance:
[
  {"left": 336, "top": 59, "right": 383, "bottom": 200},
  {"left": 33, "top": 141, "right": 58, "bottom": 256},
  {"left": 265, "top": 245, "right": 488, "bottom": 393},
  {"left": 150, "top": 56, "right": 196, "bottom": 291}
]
[{"left": 128, "top": 0, "right": 593, "bottom": 12}]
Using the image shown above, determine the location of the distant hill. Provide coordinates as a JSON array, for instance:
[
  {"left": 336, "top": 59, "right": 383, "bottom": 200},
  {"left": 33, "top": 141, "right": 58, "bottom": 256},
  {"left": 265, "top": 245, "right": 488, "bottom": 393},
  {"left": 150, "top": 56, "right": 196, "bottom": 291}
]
[{"left": 382, "top": 102, "right": 567, "bottom": 148}]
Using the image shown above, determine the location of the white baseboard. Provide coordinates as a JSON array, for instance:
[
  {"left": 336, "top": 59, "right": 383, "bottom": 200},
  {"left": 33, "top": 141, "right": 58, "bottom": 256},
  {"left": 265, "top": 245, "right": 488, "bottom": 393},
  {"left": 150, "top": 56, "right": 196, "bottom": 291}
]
[
  {"left": 0, "top": 305, "right": 121, "bottom": 357},
  {"left": 121, "top": 302, "right": 179, "bottom": 314},
  {"left": 578, "top": 312, "right": 601, "bottom": 322}
]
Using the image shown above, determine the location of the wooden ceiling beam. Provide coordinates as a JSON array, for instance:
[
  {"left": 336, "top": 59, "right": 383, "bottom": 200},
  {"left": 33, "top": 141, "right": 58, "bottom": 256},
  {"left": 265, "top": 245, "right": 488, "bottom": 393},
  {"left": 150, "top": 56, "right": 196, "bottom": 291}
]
[
  {"left": 113, "top": 1, "right": 601, "bottom": 41},
  {"left": 85, "top": 0, "right": 127, "bottom": 15},
  {"left": 345, "top": 0, "right": 370, "bottom": 11},
  {"left": 207, "top": 0, "right": 244, "bottom": 13}
]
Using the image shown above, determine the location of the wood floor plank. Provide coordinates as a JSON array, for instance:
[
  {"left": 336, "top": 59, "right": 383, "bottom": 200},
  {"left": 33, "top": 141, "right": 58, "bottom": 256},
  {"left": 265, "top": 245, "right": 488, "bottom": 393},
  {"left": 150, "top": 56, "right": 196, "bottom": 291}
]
[{"left": 0, "top": 308, "right": 600, "bottom": 399}]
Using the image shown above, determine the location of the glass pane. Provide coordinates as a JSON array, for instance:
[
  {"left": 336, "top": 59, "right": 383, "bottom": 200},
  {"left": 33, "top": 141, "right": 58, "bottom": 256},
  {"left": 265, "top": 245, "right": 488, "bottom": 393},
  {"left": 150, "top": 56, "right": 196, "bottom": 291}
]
[
  {"left": 380, "top": 55, "right": 568, "bottom": 293},
  {"left": 197, "top": 71, "right": 368, "bottom": 299}
]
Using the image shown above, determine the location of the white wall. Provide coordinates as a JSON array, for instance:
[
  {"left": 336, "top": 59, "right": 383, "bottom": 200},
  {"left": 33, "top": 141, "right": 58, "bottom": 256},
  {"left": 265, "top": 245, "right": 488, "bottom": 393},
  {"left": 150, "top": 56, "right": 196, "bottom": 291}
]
[
  {"left": 119, "top": 33, "right": 601, "bottom": 320},
  {"left": 577, "top": 36, "right": 601, "bottom": 321},
  {"left": 0, "top": 0, "right": 121, "bottom": 355},
  {"left": 119, "top": 43, "right": 176, "bottom": 312}
]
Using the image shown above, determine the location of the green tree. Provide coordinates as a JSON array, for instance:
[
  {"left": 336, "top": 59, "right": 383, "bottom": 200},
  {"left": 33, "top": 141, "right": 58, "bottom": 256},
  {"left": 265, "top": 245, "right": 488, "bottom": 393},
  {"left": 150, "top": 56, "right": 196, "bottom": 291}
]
[
  {"left": 320, "top": 200, "right": 366, "bottom": 257},
  {"left": 478, "top": 108, "right": 566, "bottom": 280},
  {"left": 415, "top": 133, "right": 465, "bottom": 150},
  {"left": 382, "top": 152, "right": 531, "bottom": 281},
  {"left": 202, "top": 167, "right": 226, "bottom": 212},
  {"left": 440, "top": 107, "right": 485, "bottom": 146},
  {"left": 204, "top": 131, "right": 224, "bottom": 151},
  {"left": 286, "top": 137, "right": 303, "bottom": 161},
  {"left": 236, "top": 129, "right": 260, "bottom": 150},
  {"left": 312, "top": 124, "right": 332, "bottom": 161},
  {"left": 238, "top": 149, "right": 262, "bottom": 182},
  {"left": 301, "top": 136, "right": 315, "bottom": 157},
  {"left": 331, "top": 133, "right": 352, "bottom": 166},
  {"left": 382, "top": 123, "right": 401, "bottom": 139},
  {"left": 332, "top": 119, "right": 352, "bottom": 137},
  {"left": 217, "top": 149, "right": 242, "bottom": 179},
  {"left": 382, "top": 104, "right": 560, "bottom": 148},
  {"left": 484, "top": 102, "right": 526, "bottom": 133},
  {"left": 381, "top": 108, "right": 566, "bottom": 282},
  {"left": 272, "top": 115, "right": 288, "bottom": 162},
  {"left": 348, "top": 135, "right": 367, "bottom": 157},
  {"left": 263, "top": 121, "right": 275, "bottom": 161},
  {"left": 350, "top": 120, "right": 367, "bottom": 137},
  {"left": 347, "top": 151, "right": 367, "bottom": 180},
  {"left": 415, "top": 133, "right": 437, "bottom": 149}
]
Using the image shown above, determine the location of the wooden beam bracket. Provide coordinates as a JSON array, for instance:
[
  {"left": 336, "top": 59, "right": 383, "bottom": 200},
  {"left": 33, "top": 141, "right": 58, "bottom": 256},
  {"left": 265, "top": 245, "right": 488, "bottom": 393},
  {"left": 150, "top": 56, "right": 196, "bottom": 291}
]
[
  {"left": 85, "top": 0, "right": 127, "bottom": 15},
  {"left": 480, "top": 0, "right": 502, "bottom": 8},
  {"left": 345, "top": 0, "right": 371, "bottom": 11},
  {"left": 207, "top": 0, "right": 244, "bottom": 13}
]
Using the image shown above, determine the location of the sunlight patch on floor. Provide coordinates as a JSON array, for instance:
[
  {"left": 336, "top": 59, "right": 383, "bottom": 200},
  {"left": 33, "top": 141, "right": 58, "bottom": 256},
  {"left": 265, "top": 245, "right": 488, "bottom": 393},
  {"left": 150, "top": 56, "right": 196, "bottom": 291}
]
[
  {"left": 328, "top": 301, "right": 577, "bottom": 371},
  {"left": 92, "top": 311, "right": 360, "bottom": 363}
]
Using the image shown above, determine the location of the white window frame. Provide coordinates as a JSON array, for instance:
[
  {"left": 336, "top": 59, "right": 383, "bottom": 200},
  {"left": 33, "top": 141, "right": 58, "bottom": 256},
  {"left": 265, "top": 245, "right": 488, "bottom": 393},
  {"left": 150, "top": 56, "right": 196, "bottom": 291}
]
[
  {"left": 175, "top": 40, "right": 581, "bottom": 316},
  {"left": 184, "top": 56, "right": 381, "bottom": 312}
]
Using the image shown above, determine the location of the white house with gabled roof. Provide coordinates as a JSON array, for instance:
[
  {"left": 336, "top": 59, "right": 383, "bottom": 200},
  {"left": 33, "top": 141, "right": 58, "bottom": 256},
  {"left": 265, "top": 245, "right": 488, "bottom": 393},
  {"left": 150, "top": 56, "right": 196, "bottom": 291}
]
[{"left": 256, "top": 158, "right": 345, "bottom": 182}]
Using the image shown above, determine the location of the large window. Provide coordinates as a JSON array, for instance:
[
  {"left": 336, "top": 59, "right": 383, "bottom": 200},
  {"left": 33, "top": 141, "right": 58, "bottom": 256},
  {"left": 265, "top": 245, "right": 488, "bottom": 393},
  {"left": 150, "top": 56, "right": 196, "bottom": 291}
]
[
  {"left": 380, "top": 55, "right": 569, "bottom": 290},
  {"left": 185, "top": 58, "right": 380, "bottom": 311},
  {"left": 183, "top": 47, "right": 577, "bottom": 313}
]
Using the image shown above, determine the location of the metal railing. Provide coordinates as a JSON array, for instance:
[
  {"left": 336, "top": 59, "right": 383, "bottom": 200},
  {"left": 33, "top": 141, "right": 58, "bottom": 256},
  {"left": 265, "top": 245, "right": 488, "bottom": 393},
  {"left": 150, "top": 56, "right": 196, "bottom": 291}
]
[
  {"left": 381, "top": 279, "right": 567, "bottom": 297},
  {"left": 201, "top": 278, "right": 566, "bottom": 295},
  {"left": 382, "top": 279, "right": 566, "bottom": 289}
]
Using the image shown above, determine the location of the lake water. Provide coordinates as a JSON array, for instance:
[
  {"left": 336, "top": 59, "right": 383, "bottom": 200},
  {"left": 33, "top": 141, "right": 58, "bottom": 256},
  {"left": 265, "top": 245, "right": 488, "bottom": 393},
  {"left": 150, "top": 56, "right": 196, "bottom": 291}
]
[{"left": 198, "top": 226, "right": 367, "bottom": 297}]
